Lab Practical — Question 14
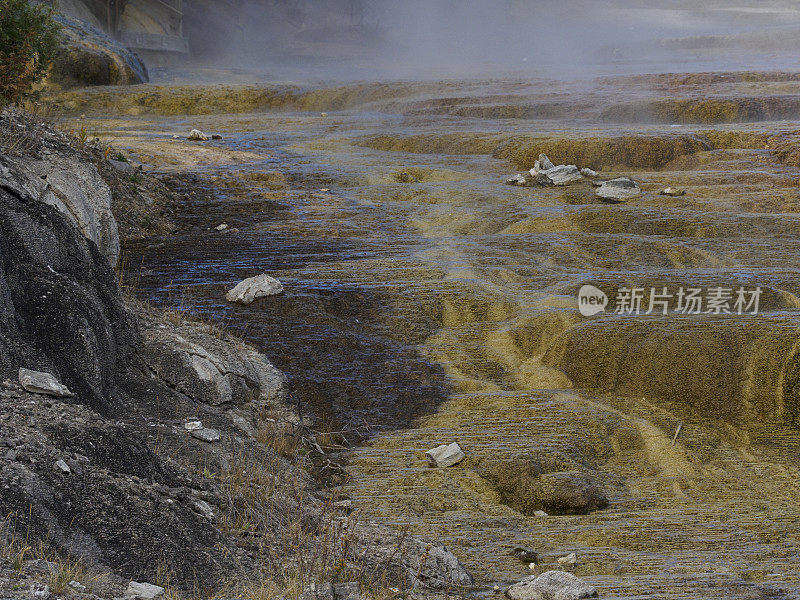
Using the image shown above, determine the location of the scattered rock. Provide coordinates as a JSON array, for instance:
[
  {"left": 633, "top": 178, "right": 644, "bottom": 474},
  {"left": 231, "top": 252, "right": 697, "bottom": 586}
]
[
  {"left": 506, "top": 173, "right": 528, "bottom": 186},
  {"left": 108, "top": 159, "right": 135, "bottom": 174},
  {"left": 188, "top": 129, "right": 209, "bottom": 142},
  {"left": 225, "top": 274, "right": 284, "bottom": 304},
  {"left": 184, "top": 420, "right": 203, "bottom": 431},
  {"left": 595, "top": 177, "right": 641, "bottom": 202},
  {"left": 539, "top": 164, "right": 583, "bottom": 186},
  {"left": 532, "top": 154, "right": 555, "bottom": 173},
  {"left": 68, "top": 581, "right": 86, "bottom": 592},
  {"left": 211, "top": 134, "right": 223, "bottom": 140},
  {"left": 425, "top": 442, "right": 465, "bottom": 468},
  {"left": 580, "top": 167, "right": 598, "bottom": 177},
  {"left": 193, "top": 499, "right": 216, "bottom": 520},
  {"left": 321, "top": 112, "right": 329, "bottom": 117},
  {"left": 190, "top": 427, "right": 221, "bottom": 443},
  {"left": 53, "top": 459, "right": 71, "bottom": 474},
  {"left": 494, "top": 585, "right": 502, "bottom": 593},
  {"left": 125, "top": 581, "right": 165, "bottom": 600},
  {"left": 534, "top": 510, "right": 549, "bottom": 517},
  {"left": 300, "top": 583, "right": 334, "bottom": 600},
  {"left": 505, "top": 570, "right": 597, "bottom": 600},
  {"left": 511, "top": 547, "right": 539, "bottom": 564},
  {"left": 18, "top": 369, "right": 73, "bottom": 398},
  {"left": 215, "top": 223, "right": 229, "bottom": 231},
  {"left": 558, "top": 553, "right": 577, "bottom": 567},
  {"left": 660, "top": 187, "right": 686, "bottom": 197},
  {"left": 31, "top": 584, "right": 50, "bottom": 599}
]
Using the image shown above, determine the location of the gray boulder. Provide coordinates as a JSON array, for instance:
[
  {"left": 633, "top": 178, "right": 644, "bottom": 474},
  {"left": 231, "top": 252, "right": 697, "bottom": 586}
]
[
  {"left": 190, "top": 427, "right": 221, "bottom": 443},
  {"left": 539, "top": 165, "right": 583, "bottom": 186},
  {"left": 426, "top": 442, "right": 465, "bottom": 468},
  {"left": 532, "top": 154, "right": 555, "bottom": 173},
  {"left": 188, "top": 129, "right": 209, "bottom": 141},
  {"left": 140, "top": 314, "right": 289, "bottom": 410},
  {"left": 125, "top": 581, "right": 165, "bottom": 600},
  {"left": 507, "top": 174, "right": 528, "bottom": 186},
  {"left": 0, "top": 152, "right": 120, "bottom": 265},
  {"left": 225, "top": 274, "right": 284, "bottom": 304},
  {"left": 506, "top": 571, "right": 597, "bottom": 600},
  {"left": 595, "top": 177, "right": 641, "bottom": 201},
  {"left": 18, "top": 368, "right": 73, "bottom": 397}
]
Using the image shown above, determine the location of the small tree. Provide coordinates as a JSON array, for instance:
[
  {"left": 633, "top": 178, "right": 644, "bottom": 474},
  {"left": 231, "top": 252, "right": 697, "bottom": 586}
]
[{"left": 0, "top": 0, "right": 61, "bottom": 105}]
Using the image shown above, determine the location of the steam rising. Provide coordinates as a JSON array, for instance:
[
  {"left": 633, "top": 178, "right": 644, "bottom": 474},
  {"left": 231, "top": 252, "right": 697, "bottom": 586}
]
[{"left": 183, "top": 1, "right": 800, "bottom": 79}]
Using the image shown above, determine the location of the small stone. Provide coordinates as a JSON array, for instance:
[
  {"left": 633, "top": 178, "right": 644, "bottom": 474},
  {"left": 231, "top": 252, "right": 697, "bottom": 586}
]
[
  {"left": 215, "top": 223, "right": 229, "bottom": 231},
  {"left": 580, "top": 167, "right": 598, "bottom": 177},
  {"left": 188, "top": 129, "right": 208, "bottom": 141},
  {"left": 125, "top": 581, "right": 165, "bottom": 600},
  {"left": 321, "top": 112, "right": 329, "bottom": 117},
  {"left": 511, "top": 547, "right": 539, "bottom": 564},
  {"left": 533, "top": 510, "right": 548, "bottom": 517},
  {"left": 211, "top": 134, "right": 223, "bottom": 140},
  {"left": 506, "top": 571, "right": 597, "bottom": 600},
  {"left": 184, "top": 420, "right": 203, "bottom": 431},
  {"left": 320, "top": 188, "right": 330, "bottom": 192},
  {"left": 190, "top": 428, "right": 221, "bottom": 443},
  {"left": 506, "top": 174, "right": 528, "bottom": 186},
  {"left": 425, "top": 442, "right": 465, "bottom": 468},
  {"left": 225, "top": 274, "right": 284, "bottom": 305},
  {"left": 558, "top": 553, "right": 577, "bottom": 567},
  {"left": 172, "top": 134, "right": 180, "bottom": 139},
  {"left": 493, "top": 585, "right": 501, "bottom": 593},
  {"left": 532, "top": 153, "right": 555, "bottom": 173},
  {"left": 660, "top": 187, "right": 686, "bottom": 197},
  {"left": 108, "top": 159, "right": 135, "bottom": 174},
  {"left": 68, "top": 581, "right": 86, "bottom": 592},
  {"left": 333, "top": 499, "right": 353, "bottom": 511},
  {"left": 596, "top": 177, "right": 641, "bottom": 202},
  {"left": 32, "top": 584, "right": 50, "bottom": 599},
  {"left": 18, "top": 368, "right": 73, "bottom": 397},
  {"left": 193, "top": 499, "right": 215, "bottom": 520},
  {"left": 54, "top": 459, "right": 71, "bottom": 474},
  {"left": 300, "top": 583, "right": 334, "bottom": 600}
]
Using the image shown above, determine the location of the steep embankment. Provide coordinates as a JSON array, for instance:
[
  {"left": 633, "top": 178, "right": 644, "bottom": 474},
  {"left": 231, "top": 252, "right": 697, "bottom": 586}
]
[{"left": 0, "top": 109, "right": 472, "bottom": 598}]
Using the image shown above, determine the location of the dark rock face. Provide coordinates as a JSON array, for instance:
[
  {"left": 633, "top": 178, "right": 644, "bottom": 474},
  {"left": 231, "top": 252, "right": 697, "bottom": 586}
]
[
  {"left": 0, "top": 184, "right": 135, "bottom": 413},
  {"left": 50, "top": 14, "right": 148, "bottom": 87}
]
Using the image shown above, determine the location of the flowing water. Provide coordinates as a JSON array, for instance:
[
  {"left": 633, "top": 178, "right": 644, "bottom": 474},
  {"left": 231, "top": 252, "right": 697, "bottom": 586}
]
[{"left": 89, "top": 73, "right": 800, "bottom": 599}]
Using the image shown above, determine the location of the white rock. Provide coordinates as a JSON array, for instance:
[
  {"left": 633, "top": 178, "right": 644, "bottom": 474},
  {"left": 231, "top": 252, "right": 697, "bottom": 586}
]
[
  {"left": 54, "top": 459, "right": 71, "bottom": 474},
  {"left": 18, "top": 368, "right": 73, "bottom": 397},
  {"left": 596, "top": 177, "right": 641, "bottom": 201},
  {"left": 184, "top": 420, "right": 203, "bottom": 431},
  {"left": 532, "top": 153, "right": 555, "bottom": 173},
  {"left": 506, "top": 174, "right": 528, "bottom": 186},
  {"left": 506, "top": 570, "right": 597, "bottom": 600},
  {"left": 540, "top": 165, "right": 583, "bottom": 186},
  {"left": 190, "top": 427, "right": 221, "bottom": 443},
  {"left": 580, "top": 167, "right": 598, "bottom": 177},
  {"left": 425, "top": 442, "right": 465, "bottom": 468},
  {"left": 215, "top": 223, "right": 229, "bottom": 231},
  {"left": 125, "top": 581, "right": 165, "bottom": 600},
  {"left": 188, "top": 129, "right": 208, "bottom": 141},
  {"left": 31, "top": 584, "right": 50, "bottom": 599},
  {"left": 68, "top": 581, "right": 86, "bottom": 592},
  {"left": 225, "top": 274, "right": 284, "bottom": 304},
  {"left": 529, "top": 563, "right": 537, "bottom": 570},
  {"left": 660, "top": 187, "right": 685, "bottom": 197},
  {"left": 193, "top": 499, "right": 215, "bottom": 520},
  {"left": 558, "top": 552, "right": 577, "bottom": 567},
  {"left": 534, "top": 510, "right": 549, "bottom": 517}
]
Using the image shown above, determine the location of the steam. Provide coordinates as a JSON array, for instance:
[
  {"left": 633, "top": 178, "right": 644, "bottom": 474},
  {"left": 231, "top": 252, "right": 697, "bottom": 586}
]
[{"left": 181, "top": 1, "right": 800, "bottom": 80}]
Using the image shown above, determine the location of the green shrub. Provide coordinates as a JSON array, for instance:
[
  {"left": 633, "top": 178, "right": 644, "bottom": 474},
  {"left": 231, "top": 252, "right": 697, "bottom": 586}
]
[{"left": 0, "top": 0, "right": 61, "bottom": 105}]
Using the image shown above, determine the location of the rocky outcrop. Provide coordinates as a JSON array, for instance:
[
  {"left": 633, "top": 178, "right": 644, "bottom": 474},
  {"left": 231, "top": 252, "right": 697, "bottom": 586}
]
[
  {"left": 140, "top": 313, "right": 289, "bottom": 411},
  {"left": 0, "top": 146, "right": 120, "bottom": 265},
  {"left": 49, "top": 13, "right": 148, "bottom": 87}
]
